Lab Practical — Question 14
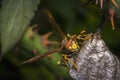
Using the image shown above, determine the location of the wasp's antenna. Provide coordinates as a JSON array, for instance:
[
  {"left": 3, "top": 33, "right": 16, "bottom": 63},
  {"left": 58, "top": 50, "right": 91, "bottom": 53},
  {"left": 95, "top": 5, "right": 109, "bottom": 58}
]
[
  {"left": 19, "top": 49, "right": 60, "bottom": 65},
  {"left": 43, "top": 9, "right": 65, "bottom": 39},
  {"left": 18, "top": 43, "right": 66, "bottom": 65}
]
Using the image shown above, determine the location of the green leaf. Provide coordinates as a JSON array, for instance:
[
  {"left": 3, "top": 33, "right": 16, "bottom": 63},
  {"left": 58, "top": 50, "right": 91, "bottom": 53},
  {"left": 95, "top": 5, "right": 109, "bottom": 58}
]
[{"left": 0, "top": 0, "right": 40, "bottom": 58}]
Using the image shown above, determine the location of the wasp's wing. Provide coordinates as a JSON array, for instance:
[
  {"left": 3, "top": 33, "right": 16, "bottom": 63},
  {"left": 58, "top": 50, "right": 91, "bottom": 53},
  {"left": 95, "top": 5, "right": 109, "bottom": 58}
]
[
  {"left": 43, "top": 9, "right": 65, "bottom": 39},
  {"left": 19, "top": 49, "right": 59, "bottom": 65}
]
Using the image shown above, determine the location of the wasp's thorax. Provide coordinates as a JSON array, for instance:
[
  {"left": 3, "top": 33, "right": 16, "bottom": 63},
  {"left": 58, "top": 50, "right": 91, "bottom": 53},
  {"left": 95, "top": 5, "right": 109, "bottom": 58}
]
[{"left": 61, "top": 34, "right": 80, "bottom": 53}]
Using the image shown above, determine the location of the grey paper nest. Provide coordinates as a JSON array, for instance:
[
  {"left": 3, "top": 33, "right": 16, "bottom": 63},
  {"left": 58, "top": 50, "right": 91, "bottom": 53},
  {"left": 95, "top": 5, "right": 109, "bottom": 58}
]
[{"left": 69, "top": 31, "right": 120, "bottom": 80}]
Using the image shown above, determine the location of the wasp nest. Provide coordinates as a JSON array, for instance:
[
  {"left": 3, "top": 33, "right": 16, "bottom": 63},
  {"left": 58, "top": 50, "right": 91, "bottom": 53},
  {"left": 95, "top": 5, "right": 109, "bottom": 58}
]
[{"left": 69, "top": 31, "right": 120, "bottom": 80}]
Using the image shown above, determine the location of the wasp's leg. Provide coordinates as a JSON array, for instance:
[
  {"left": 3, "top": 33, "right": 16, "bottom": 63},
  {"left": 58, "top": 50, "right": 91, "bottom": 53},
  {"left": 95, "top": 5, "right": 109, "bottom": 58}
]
[
  {"left": 80, "top": 30, "right": 86, "bottom": 34},
  {"left": 78, "top": 37, "right": 89, "bottom": 41},
  {"left": 67, "top": 51, "right": 79, "bottom": 58},
  {"left": 62, "top": 54, "right": 78, "bottom": 70},
  {"left": 77, "top": 35, "right": 91, "bottom": 41},
  {"left": 57, "top": 59, "right": 70, "bottom": 68},
  {"left": 76, "top": 30, "right": 88, "bottom": 40}
]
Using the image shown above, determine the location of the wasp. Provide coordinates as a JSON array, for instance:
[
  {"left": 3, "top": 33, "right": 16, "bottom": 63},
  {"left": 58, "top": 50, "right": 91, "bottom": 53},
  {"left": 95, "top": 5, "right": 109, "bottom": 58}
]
[{"left": 19, "top": 9, "right": 90, "bottom": 69}]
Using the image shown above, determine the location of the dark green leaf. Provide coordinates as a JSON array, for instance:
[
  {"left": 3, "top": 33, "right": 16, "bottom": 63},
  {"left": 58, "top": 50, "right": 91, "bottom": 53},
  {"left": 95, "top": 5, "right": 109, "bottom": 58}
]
[{"left": 0, "top": 0, "right": 40, "bottom": 58}]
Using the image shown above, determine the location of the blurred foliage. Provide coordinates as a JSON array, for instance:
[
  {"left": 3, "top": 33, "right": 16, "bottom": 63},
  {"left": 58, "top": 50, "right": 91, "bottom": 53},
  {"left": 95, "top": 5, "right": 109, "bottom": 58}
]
[
  {"left": 0, "top": 0, "right": 120, "bottom": 80},
  {"left": 0, "top": 0, "right": 40, "bottom": 57}
]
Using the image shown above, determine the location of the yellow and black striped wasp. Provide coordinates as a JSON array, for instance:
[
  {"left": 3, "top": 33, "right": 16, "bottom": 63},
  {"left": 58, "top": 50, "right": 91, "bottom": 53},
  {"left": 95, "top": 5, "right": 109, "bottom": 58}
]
[{"left": 19, "top": 9, "right": 90, "bottom": 69}]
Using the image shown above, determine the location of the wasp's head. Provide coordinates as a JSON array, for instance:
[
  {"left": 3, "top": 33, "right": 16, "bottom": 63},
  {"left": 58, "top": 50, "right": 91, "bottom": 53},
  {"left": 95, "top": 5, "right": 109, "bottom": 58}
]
[{"left": 61, "top": 34, "right": 80, "bottom": 52}]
